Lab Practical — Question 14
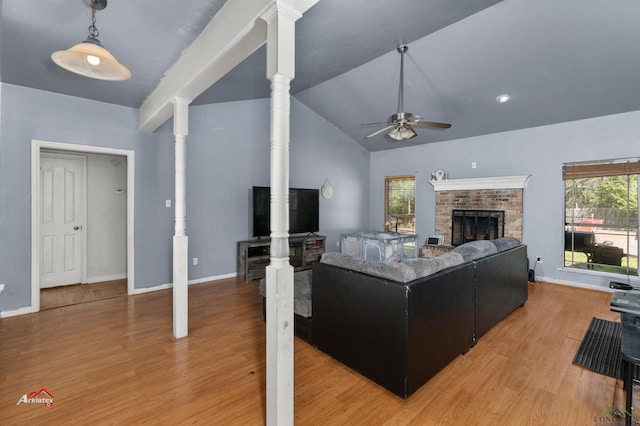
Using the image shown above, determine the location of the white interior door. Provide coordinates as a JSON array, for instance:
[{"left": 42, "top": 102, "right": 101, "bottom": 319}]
[{"left": 40, "top": 153, "right": 86, "bottom": 288}]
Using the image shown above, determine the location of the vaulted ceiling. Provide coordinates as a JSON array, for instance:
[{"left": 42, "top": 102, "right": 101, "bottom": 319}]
[{"left": 2, "top": 0, "right": 640, "bottom": 151}]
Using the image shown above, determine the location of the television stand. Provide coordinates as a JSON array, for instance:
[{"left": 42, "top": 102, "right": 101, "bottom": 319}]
[{"left": 237, "top": 235, "right": 326, "bottom": 281}]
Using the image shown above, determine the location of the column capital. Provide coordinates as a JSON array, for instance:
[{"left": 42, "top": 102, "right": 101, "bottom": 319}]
[
  {"left": 263, "top": 1, "right": 300, "bottom": 80},
  {"left": 260, "top": 1, "right": 303, "bottom": 23},
  {"left": 172, "top": 97, "right": 191, "bottom": 137}
]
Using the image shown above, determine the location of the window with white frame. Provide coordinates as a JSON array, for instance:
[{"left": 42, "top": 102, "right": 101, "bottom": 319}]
[
  {"left": 563, "top": 159, "right": 639, "bottom": 276},
  {"left": 384, "top": 176, "right": 416, "bottom": 235}
]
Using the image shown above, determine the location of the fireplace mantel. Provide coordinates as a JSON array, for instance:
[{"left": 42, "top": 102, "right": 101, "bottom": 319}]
[{"left": 429, "top": 175, "right": 532, "bottom": 192}]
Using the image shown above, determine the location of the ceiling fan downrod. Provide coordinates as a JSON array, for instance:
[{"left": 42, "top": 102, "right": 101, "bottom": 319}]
[
  {"left": 362, "top": 43, "right": 451, "bottom": 141},
  {"left": 397, "top": 44, "right": 408, "bottom": 114}
]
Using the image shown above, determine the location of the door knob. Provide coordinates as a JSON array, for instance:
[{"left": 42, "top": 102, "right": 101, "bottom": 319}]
[{"left": 74, "top": 226, "right": 82, "bottom": 230}]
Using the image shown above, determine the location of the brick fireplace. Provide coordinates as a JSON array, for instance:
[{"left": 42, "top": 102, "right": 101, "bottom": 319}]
[{"left": 429, "top": 176, "right": 531, "bottom": 247}]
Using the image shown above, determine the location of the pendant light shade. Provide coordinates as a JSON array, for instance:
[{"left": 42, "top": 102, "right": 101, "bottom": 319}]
[
  {"left": 52, "top": 38, "right": 131, "bottom": 81},
  {"left": 51, "top": 0, "right": 130, "bottom": 81}
]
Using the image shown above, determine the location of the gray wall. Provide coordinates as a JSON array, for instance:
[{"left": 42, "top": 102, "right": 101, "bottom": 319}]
[
  {"left": 0, "top": 84, "right": 370, "bottom": 311},
  {"left": 86, "top": 153, "right": 128, "bottom": 282},
  {"left": 370, "top": 110, "right": 640, "bottom": 290},
  {"left": 0, "top": 82, "right": 175, "bottom": 311},
  {"left": 185, "top": 98, "right": 370, "bottom": 280}
]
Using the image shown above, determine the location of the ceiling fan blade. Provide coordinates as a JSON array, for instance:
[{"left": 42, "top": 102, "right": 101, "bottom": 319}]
[
  {"left": 365, "top": 124, "right": 396, "bottom": 139},
  {"left": 363, "top": 45, "right": 451, "bottom": 139},
  {"left": 361, "top": 121, "right": 391, "bottom": 127},
  {"left": 413, "top": 121, "right": 452, "bottom": 129}
]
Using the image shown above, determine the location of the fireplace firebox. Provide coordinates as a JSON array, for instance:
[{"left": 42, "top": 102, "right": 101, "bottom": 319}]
[{"left": 451, "top": 209, "right": 505, "bottom": 247}]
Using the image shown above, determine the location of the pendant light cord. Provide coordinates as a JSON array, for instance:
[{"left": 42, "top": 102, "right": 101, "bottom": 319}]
[{"left": 88, "top": 1, "right": 100, "bottom": 41}]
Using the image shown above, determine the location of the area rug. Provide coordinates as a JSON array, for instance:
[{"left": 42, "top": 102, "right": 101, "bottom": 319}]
[{"left": 573, "top": 317, "right": 626, "bottom": 379}]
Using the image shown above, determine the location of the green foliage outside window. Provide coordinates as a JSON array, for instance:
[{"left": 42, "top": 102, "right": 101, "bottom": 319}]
[
  {"left": 566, "top": 176, "right": 638, "bottom": 215},
  {"left": 385, "top": 176, "right": 416, "bottom": 234},
  {"left": 565, "top": 172, "right": 638, "bottom": 277},
  {"left": 592, "top": 176, "right": 638, "bottom": 214}
]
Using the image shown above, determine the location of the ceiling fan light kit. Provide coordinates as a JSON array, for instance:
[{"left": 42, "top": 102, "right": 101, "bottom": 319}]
[
  {"left": 364, "top": 44, "right": 451, "bottom": 142},
  {"left": 388, "top": 124, "right": 417, "bottom": 141},
  {"left": 51, "top": 0, "right": 131, "bottom": 81}
]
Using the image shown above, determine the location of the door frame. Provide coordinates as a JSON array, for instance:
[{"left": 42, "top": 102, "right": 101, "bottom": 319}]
[{"left": 31, "top": 140, "right": 135, "bottom": 312}]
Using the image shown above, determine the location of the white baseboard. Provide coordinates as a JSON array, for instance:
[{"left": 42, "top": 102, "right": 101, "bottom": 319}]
[
  {"left": 86, "top": 273, "right": 127, "bottom": 284},
  {"left": 189, "top": 272, "right": 237, "bottom": 285},
  {"left": 133, "top": 283, "right": 172, "bottom": 294},
  {"left": 133, "top": 272, "right": 238, "bottom": 295},
  {"left": 2, "top": 273, "right": 241, "bottom": 315},
  {"left": 1, "top": 306, "right": 35, "bottom": 318},
  {"left": 536, "top": 275, "right": 613, "bottom": 292}
]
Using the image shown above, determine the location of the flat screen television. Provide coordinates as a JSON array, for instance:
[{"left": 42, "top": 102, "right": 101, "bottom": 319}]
[{"left": 252, "top": 186, "right": 319, "bottom": 237}]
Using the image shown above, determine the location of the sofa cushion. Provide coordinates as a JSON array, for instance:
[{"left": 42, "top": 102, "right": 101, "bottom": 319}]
[
  {"left": 404, "top": 258, "right": 439, "bottom": 278},
  {"left": 321, "top": 252, "right": 417, "bottom": 283},
  {"left": 405, "top": 252, "right": 465, "bottom": 279},
  {"left": 259, "top": 269, "right": 313, "bottom": 318},
  {"left": 490, "top": 237, "right": 521, "bottom": 253},
  {"left": 451, "top": 240, "right": 498, "bottom": 262},
  {"left": 432, "top": 251, "right": 465, "bottom": 270},
  {"left": 321, "top": 251, "right": 365, "bottom": 270}
]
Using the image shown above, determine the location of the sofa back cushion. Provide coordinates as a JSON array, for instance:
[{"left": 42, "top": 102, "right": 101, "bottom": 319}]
[
  {"left": 451, "top": 240, "right": 498, "bottom": 262},
  {"left": 404, "top": 252, "right": 465, "bottom": 279},
  {"left": 490, "top": 237, "right": 521, "bottom": 253},
  {"left": 321, "top": 252, "right": 417, "bottom": 283}
]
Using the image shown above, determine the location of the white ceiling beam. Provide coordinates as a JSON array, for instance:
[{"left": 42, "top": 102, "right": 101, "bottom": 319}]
[
  {"left": 139, "top": 0, "right": 321, "bottom": 132},
  {"left": 139, "top": 0, "right": 271, "bottom": 132}
]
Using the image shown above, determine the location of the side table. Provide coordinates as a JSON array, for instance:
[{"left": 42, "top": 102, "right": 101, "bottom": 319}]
[
  {"left": 611, "top": 291, "right": 640, "bottom": 425},
  {"left": 621, "top": 313, "right": 640, "bottom": 426}
]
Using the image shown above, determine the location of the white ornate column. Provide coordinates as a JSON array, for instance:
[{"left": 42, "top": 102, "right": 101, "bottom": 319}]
[
  {"left": 172, "top": 97, "right": 190, "bottom": 339},
  {"left": 137, "top": 0, "right": 319, "bottom": 348},
  {"left": 262, "top": 3, "right": 300, "bottom": 425}
]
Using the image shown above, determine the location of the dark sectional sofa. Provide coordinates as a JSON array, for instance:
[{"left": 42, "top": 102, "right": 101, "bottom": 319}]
[{"left": 260, "top": 237, "right": 528, "bottom": 398}]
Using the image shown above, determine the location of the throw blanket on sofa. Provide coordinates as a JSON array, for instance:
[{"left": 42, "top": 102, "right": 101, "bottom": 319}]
[
  {"left": 258, "top": 269, "right": 313, "bottom": 318},
  {"left": 320, "top": 237, "right": 522, "bottom": 283}
]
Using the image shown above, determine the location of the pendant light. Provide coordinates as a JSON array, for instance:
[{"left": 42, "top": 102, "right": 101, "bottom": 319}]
[{"left": 52, "top": 0, "right": 131, "bottom": 81}]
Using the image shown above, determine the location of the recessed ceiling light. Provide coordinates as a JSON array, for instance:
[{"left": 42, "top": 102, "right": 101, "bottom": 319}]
[{"left": 496, "top": 94, "right": 511, "bottom": 103}]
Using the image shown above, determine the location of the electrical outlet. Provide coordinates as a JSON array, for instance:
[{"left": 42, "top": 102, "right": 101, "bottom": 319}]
[
  {"left": 165, "top": 200, "right": 172, "bottom": 208},
  {"left": 537, "top": 256, "right": 542, "bottom": 264},
  {"left": 471, "top": 161, "right": 477, "bottom": 169},
  {"left": 0, "top": 283, "right": 4, "bottom": 293},
  {"left": 193, "top": 258, "right": 198, "bottom": 266}
]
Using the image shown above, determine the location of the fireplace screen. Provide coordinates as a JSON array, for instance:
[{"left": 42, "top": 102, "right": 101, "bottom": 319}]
[{"left": 451, "top": 209, "right": 505, "bottom": 246}]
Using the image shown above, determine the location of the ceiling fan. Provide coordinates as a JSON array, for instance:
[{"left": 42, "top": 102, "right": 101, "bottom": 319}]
[{"left": 363, "top": 45, "right": 451, "bottom": 141}]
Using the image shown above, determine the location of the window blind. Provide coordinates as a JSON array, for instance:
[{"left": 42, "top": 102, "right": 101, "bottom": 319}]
[
  {"left": 384, "top": 176, "right": 416, "bottom": 234},
  {"left": 385, "top": 176, "right": 416, "bottom": 198},
  {"left": 563, "top": 159, "right": 640, "bottom": 180}
]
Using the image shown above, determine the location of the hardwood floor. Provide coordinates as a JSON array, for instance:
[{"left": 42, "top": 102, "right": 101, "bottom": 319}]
[
  {"left": 40, "top": 279, "right": 127, "bottom": 310},
  {"left": 0, "top": 279, "right": 635, "bottom": 424}
]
